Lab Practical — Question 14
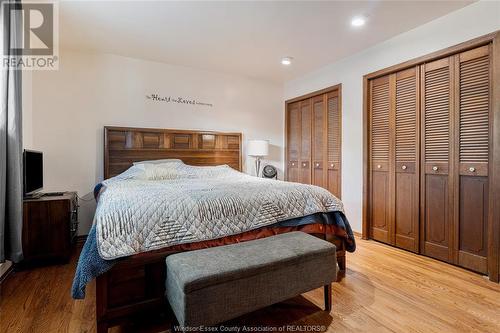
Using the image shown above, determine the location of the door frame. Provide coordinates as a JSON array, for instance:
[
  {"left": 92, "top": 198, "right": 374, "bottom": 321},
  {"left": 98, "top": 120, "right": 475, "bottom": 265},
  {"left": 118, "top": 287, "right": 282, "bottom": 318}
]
[
  {"left": 362, "top": 31, "right": 500, "bottom": 282},
  {"left": 285, "top": 84, "right": 342, "bottom": 197}
]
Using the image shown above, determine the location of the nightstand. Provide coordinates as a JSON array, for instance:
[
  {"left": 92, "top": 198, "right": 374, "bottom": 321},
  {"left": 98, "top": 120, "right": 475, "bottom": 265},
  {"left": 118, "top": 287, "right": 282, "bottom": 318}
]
[{"left": 21, "top": 192, "right": 79, "bottom": 265}]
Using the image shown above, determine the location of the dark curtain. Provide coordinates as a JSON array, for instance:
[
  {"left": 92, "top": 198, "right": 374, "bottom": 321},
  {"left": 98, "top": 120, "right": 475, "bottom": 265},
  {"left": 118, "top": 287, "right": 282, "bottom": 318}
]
[{"left": 0, "top": 0, "right": 23, "bottom": 263}]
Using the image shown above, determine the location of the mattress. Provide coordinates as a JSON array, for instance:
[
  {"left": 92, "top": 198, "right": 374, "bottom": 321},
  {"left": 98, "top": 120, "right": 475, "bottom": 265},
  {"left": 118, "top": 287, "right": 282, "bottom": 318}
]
[
  {"left": 72, "top": 161, "right": 355, "bottom": 299},
  {"left": 95, "top": 161, "right": 346, "bottom": 259}
]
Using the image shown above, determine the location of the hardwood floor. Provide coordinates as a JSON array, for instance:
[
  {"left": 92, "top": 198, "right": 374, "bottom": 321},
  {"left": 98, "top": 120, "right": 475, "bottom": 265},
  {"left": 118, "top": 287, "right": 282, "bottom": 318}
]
[{"left": 1, "top": 237, "right": 500, "bottom": 333}]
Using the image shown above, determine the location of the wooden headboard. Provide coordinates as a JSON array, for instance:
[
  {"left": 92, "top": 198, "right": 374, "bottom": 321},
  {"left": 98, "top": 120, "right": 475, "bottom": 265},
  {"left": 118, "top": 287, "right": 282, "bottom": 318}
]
[{"left": 104, "top": 126, "right": 242, "bottom": 179}]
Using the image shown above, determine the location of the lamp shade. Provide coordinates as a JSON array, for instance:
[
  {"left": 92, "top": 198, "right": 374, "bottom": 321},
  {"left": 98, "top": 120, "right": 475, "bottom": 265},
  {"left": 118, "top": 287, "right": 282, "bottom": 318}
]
[{"left": 247, "top": 140, "right": 269, "bottom": 157}]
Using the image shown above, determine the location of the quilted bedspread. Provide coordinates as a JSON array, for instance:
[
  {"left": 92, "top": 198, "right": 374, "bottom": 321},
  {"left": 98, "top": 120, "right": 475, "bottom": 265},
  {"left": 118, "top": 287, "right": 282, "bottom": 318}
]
[{"left": 96, "top": 161, "right": 345, "bottom": 259}]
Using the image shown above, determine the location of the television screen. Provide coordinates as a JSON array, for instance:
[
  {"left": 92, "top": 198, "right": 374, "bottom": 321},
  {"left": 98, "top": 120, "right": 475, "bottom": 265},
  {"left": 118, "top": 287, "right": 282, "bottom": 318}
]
[{"left": 24, "top": 150, "right": 43, "bottom": 195}]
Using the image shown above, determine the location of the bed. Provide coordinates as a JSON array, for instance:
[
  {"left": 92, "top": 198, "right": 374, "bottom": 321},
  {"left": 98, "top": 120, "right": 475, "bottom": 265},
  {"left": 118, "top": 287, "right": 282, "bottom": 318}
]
[{"left": 74, "top": 126, "right": 355, "bottom": 333}]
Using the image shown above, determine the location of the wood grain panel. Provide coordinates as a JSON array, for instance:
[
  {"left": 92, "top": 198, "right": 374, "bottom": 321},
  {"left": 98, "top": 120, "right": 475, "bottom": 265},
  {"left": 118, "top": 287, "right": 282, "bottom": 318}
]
[
  {"left": 395, "top": 173, "right": 418, "bottom": 251},
  {"left": 424, "top": 175, "right": 450, "bottom": 262},
  {"left": 312, "top": 97, "right": 324, "bottom": 161},
  {"left": 394, "top": 68, "right": 419, "bottom": 252},
  {"left": 108, "top": 131, "right": 127, "bottom": 149},
  {"left": 300, "top": 99, "right": 312, "bottom": 184},
  {"left": 370, "top": 77, "right": 391, "bottom": 244},
  {"left": 287, "top": 102, "right": 301, "bottom": 161},
  {"left": 142, "top": 133, "right": 161, "bottom": 148},
  {"left": 312, "top": 96, "right": 324, "bottom": 187},
  {"left": 22, "top": 201, "right": 50, "bottom": 259},
  {"left": 459, "top": 52, "right": 489, "bottom": 164},
  {"left": 300, "top": 160, "right": 311, "bottom": 185},
  {"left": 22, "top": 195, "right": 74, "bottom": 263},
  {"left": 286, "top": 101, "right": 301, "bottom": 183},
  {"left": 287, "top": 161, "right": 299, "bottom": 183},
  {"left": 371, "top": 169, "right": 390, "bottom": 243},
  {"left": 104, "top": 127, "right": 242, "bottom": 179},
  {"left": 300, "top": 100, "right": 311, "bottom": 161},
  {"left": 199, "top": 134, "right": 216, "bottom": 149},
  {"left": 424, "top": 63, "right": 450, "bottom": 163},
  {"left": 172, "top": 134, "right": 191, "bottom": 149},
  {"left": 422, "top": 58, "right": 453, "bottom": 263},
  {"left": 396, "top": 71, "right": 417, "bottom": 163},
  {"left": 456, "top": 46, "right": 491, "bottom": 274},
  {"left": 226, "top": 135, "right": 240, "bottom": 150},
  {"left": 312, "top": 168, "right": 324, "bottom": 188},
  {"left": 327, "top": 95, "right": 340, "bottom": 164},
  {"left": 327, "top": 92, "right": 341, "bottom": 197},
  {"left": 459, "top": 176, "right": 488, "bottom": 273},
  {"left": 327, "top": 169, "right": 340, "bottom": 197},
  {"left": 371, "top": 79, "right": 390, "bottom": 162}
]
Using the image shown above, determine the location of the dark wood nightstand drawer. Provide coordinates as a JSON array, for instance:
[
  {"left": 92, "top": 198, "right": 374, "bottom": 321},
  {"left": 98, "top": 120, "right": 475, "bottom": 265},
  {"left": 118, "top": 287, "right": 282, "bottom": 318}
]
[{"left": 21, "top": 192, "right": 78, "bottom": 265}]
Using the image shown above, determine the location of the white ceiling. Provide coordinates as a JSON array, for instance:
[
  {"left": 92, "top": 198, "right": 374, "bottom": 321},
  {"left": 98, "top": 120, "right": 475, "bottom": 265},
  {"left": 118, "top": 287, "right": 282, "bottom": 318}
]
[{"left": 59, "top": 0, "right": 474, "bottom": 83}]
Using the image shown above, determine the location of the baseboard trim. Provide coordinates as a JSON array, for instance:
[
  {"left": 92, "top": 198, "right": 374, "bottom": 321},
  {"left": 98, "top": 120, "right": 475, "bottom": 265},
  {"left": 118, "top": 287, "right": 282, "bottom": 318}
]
[{"left": 0, "top": 262, "right": 14, "bottom": 285}]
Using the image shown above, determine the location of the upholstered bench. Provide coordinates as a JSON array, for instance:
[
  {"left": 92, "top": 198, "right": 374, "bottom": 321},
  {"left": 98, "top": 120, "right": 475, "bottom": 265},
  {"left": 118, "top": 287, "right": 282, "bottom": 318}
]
[{"left": 165, "top": 232, "right": 337, "bottom": 327}]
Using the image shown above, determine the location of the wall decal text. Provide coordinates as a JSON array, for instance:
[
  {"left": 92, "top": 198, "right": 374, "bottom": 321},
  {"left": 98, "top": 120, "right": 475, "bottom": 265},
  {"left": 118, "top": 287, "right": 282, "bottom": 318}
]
[{"left": 146, "top": 94, "right": 214, "bottom": 107}]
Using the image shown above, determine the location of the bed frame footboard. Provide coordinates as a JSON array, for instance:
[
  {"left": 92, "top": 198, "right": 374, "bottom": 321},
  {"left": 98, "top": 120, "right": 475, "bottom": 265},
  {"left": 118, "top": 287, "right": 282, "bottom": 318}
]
[{"left": 95, "top": 236, "right": 346, "bottom": 332}]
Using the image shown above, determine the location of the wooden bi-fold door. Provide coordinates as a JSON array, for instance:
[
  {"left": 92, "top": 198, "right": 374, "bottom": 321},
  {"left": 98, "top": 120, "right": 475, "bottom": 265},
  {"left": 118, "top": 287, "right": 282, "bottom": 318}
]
[
  {"left": 369, "top": 75, "right": 392, "bottom": 244},
  {"left": 369, "top": 68, "right": 419, "bottom": 251},
  {"left": 286, "top": 101, "right": 301, "bottom": 183},
  {"left": 286, "top": 98, "right": 312, "bottom": 185},
  {"left": 420, "top": 45, "right": 491, "bottom": 273},
  {"left": 394, "top": 67, "right": 420, "bottom": 252},
  {"left": 312, "top": 95, "right": 325, "bottom": 188},
  {"left": 286, "top": 86, "right": 342, "bottom": 196},
  {"left": 421, "top": 56, "right": 454, "bottom": 263},
  {"left": 326, "top": 91, "right": 341, "bottom": 198},
  {"left": 455, "top": 45, "right": 490, "bottom": 274},
  {"left": 365, "top": 34, "right": 500, "bottom": 281},
  {"left": 299, "top": 99, "right": 312, "bottom": 184}
]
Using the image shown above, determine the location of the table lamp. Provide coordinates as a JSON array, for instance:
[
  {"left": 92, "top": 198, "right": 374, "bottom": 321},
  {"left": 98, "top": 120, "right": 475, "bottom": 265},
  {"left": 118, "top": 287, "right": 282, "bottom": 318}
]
[{"left": 247, "top": 140, "right": 269, "bottom": 177}]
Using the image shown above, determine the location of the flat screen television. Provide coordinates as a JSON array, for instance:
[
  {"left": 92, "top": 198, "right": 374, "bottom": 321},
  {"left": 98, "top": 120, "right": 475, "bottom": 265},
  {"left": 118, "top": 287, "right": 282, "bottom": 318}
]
[{"left": 23, "top": 150, "right": 43, "bottom": 197}]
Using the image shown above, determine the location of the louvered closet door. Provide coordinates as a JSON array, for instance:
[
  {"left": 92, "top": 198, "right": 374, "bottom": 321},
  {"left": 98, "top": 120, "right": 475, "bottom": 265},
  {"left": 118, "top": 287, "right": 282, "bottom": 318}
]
[
  {"left": 312, "top": 95, "right": 325, "bottom": 188},
  {"left": 287, "top": 101, "right": 301, "bottom": 183},
  {"left": 456, "top": 45, "right": 490, "bottom": 274},
  {"left": 299, "top": 99, "right": 312, "bottom": 184},
  {"left": 370, "top": 75, "right": 391, "bottom": 244},
  {"left": 327, "top": 91, "right": 341, "bottom": 198},
  {"left": 394, "top": 67, "right": 420, "bottom": 252},
  {"left": 422, "top": 57, "right": 454, "bottom": 263}
]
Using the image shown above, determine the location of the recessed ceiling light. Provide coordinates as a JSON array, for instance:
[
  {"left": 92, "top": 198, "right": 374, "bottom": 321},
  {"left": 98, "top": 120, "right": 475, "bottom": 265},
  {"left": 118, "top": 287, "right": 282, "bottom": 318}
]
[
  {"left": 281, "top": 57, "right": 293, "bottom": 66},
  {"left": 351, "top": 16, "right": 366, "bottom": 27}
]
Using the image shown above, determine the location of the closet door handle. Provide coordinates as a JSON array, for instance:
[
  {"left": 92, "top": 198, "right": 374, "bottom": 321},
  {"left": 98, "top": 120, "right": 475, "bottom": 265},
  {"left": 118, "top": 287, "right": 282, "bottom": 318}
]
[
  {"left": 432, "top": 166, "right": 439, "bottom": 171},
  {"left": 377, "top": 164, "right": 381, "bottom": 169},
  {"left": 401, "top": 165, "right": 407, "bottom": 170},
  {"left": 315, "top": 163, "right": 320, "bottom": 167},
  {"left": 302, "top": 163, "right": 307, "bottom": 167}
]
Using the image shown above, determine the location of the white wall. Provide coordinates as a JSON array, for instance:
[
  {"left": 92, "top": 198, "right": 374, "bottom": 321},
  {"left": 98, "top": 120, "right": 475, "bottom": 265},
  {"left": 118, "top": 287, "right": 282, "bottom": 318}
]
[
  {"left": 26, "top": 1, "right": 500, "bottom": 236},
  {"left": 28, "top": 50, "right": 283, "bottom": 235},
  {"left": 284, "top": 0, "right": 500, "bottom": 232}
]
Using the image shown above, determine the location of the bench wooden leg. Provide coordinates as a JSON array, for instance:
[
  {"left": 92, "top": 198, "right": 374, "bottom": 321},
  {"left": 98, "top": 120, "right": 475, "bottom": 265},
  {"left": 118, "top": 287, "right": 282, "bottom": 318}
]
[
  {"left": 337, "top": 255, "right": 346, "bottom": 271},
  {"left": 97, "top": 321, "right": 108, "bottom": 333},
  {"left": 324, "top": 284, "right": 332, "bottom": 312}
]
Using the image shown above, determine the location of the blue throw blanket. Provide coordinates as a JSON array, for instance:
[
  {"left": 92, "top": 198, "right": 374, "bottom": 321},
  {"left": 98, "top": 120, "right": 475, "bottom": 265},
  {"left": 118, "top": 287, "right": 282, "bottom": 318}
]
[{"left": 72, "top": 211, "right": 355, "bottom": 299}]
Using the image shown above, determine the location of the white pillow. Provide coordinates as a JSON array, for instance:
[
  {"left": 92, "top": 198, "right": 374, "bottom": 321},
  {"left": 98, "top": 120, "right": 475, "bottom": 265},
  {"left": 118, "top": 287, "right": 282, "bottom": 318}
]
[{"left": 144, "top": 163, "right": 182, "bottom": 180}]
